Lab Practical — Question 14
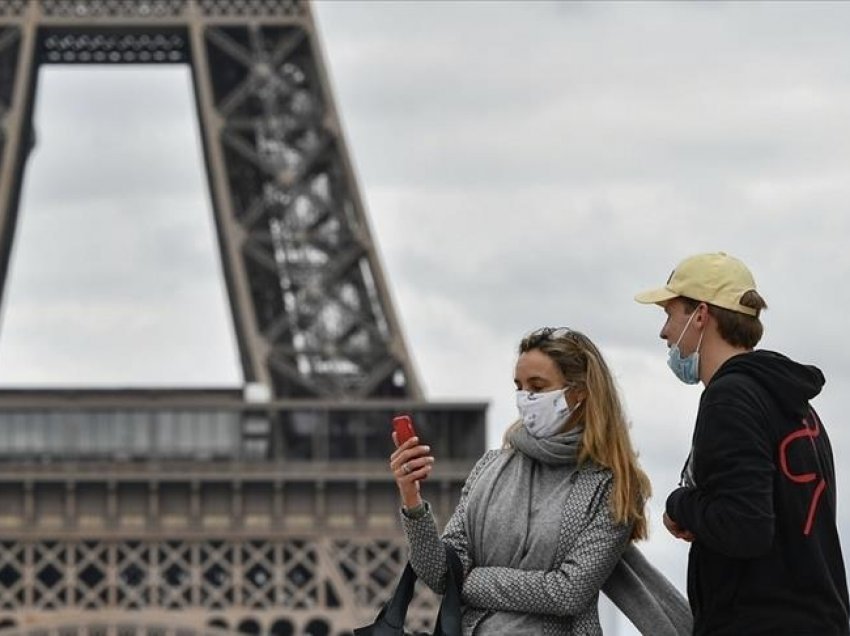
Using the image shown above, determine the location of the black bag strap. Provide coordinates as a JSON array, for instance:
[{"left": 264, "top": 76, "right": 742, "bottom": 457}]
[
  {"left": 353, "top": 562, "right": 416, "bottom": 635},
  {"left": 354, "top": 544, "right": 464, "bottom": 636},
  {"left": 432, "top": 544, "right": 463, "bottom": 636}
]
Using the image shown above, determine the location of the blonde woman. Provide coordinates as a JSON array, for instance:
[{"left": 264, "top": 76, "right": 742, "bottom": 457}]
[{"left": 390, "top": 327, "right": 690, "bottom": 635}]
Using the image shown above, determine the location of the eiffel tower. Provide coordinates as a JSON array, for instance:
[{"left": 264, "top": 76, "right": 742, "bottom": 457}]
[{"left": 0, "top": 1, "right": 486, "bottom": 634}]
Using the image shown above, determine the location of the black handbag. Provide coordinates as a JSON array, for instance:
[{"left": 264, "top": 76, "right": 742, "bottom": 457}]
[{"left": 354, "top": 544, "right": 464, "bottom": 636}]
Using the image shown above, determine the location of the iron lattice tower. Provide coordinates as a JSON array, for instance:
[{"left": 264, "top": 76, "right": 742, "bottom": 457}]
[{"left": 0, "top": 1, "right": 486, "bottom": 635}]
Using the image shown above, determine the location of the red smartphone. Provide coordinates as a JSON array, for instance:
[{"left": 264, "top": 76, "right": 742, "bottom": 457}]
[{"left": 392, "top": 414, "right": 417, "bottom": 445}]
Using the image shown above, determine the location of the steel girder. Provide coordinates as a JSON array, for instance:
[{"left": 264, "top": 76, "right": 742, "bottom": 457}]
[{"left": 0, "top": 0, "right": 422, "bottom": 400}]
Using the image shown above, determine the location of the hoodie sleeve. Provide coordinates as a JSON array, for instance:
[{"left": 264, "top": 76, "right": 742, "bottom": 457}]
[{"left": 666, "top": 398, "right": 775, "bottom": 558}]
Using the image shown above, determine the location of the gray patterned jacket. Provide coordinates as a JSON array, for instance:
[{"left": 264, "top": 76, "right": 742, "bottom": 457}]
[{"left": 401, "top": 449, "right": 631, "bottom": 635}]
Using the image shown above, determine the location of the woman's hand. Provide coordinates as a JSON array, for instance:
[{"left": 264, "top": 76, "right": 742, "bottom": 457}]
[{"left": 390, "top": 433, "right": 434, "bottom": 509}]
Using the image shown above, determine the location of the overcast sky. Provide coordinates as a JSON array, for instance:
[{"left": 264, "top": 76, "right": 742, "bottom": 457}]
[{"left": 0, "top": 1, "right": 849, "bottom": 633}]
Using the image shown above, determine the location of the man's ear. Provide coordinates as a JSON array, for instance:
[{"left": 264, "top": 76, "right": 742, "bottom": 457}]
[{"left": 695, "top": 302, "right": 709, "bottom": 326}]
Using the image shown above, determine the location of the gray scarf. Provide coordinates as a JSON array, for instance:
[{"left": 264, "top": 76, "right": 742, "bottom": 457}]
[
  {"left": 466, "top": 425, "right": 692, "bottom": 635},
  {"left": 510, "top": 423, "right": 581, "bottom": 466},
  {"left": 604, "top": 543, "right": 693, "bottom": 635},
  {"left": 466, "top": 426, "right": 581, "bottom": 569}
]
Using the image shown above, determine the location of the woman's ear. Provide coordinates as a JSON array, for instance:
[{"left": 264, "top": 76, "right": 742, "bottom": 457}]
[{"left": 567, "top": 386, "right": 587, "bottom": 408}]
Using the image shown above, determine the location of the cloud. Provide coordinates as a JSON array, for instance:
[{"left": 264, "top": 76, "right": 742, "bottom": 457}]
[
  {"left": 27, "top": 66, "right": 209, "bottom": 201},
  {"left": 0, "top": 66, "right": 240, "bottom": 386}
]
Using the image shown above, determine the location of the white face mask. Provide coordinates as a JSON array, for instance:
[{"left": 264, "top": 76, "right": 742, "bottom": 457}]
[{"left": 516, "top": 387, "right": 578, "bottom": 438}]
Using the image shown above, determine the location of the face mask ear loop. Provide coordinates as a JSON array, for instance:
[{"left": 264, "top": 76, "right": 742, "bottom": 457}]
[
  {"left": 675, "top": 310, "right": 698, "bottom": 348},
  {"left": 694, "top": 326, "right": 705, "bottom": 354},
  {"left": 562, "top": 383, "right": 582, "bottom": 409}
]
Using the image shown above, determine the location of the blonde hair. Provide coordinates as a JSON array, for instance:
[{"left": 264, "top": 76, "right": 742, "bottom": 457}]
[{"left": 503, "top": 327, "right": 652, "bottom": 541}]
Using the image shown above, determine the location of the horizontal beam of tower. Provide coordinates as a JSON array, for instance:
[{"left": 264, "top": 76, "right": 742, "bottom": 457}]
[{"left": 0, "top": 1, "right": 307, "bottom": 25}]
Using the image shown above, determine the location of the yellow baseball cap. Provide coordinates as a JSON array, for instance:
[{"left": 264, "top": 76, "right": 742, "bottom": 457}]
[{"left": 634, "top": 252, "right": 759, "bottom": 316}]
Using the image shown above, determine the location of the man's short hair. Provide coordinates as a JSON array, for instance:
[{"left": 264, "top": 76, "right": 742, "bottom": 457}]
[{"left": 680, "top": 291, "right": 767, "bottom": 348}]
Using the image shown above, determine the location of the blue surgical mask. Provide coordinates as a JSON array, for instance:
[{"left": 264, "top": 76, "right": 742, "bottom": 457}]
[{"left": 667, "top": 310, "right": 704, "bottom": 385}]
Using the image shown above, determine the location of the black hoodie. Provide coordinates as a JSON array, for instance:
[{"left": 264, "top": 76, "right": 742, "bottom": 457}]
[{"left": 666, "top": 350, "right": 850, "bottom": 635}]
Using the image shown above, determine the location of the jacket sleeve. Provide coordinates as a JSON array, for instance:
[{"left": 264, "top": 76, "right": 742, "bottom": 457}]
[
  {"left": 666, "top": 399, "right": 775, "bottom": 558},
  {"left": 400, "top": 449, "right": 501, "bottom": 594},
  {"left": 460, "top": 476, "right": 631, "bottom": 617}
]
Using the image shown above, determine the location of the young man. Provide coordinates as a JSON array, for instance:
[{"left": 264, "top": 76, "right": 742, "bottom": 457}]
[{"left": 635, "top": 252, "right": 849, "bottom": 635}]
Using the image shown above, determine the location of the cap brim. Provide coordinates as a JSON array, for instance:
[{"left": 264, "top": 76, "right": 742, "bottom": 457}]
[{"left": 634, "top": 287, "right": 678, "bottom": 305}]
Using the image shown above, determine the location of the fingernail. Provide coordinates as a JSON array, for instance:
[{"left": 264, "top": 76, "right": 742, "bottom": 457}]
[{"left": 423, "top": 445, "right": 430, "bottom": 452}]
